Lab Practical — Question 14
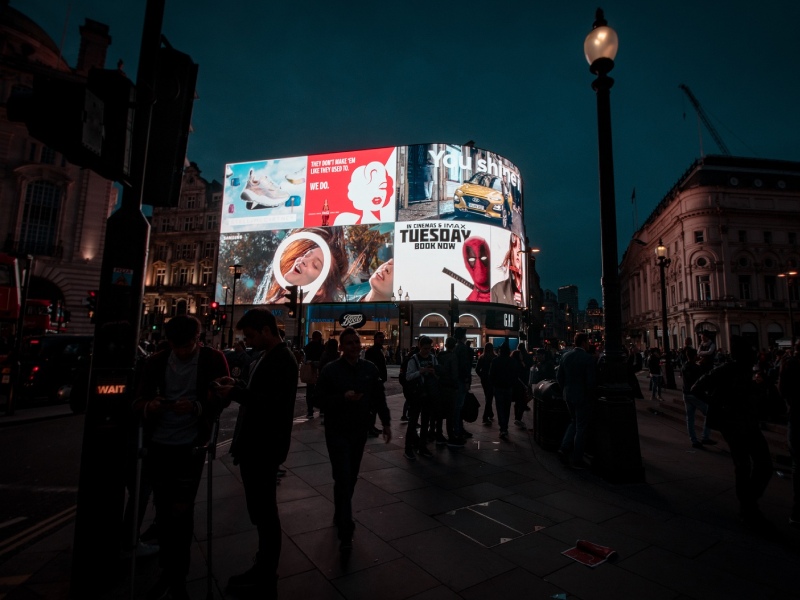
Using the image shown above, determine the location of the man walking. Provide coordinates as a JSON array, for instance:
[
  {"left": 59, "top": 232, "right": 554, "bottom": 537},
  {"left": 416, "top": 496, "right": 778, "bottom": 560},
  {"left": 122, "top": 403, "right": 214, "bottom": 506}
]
[
  {"left": 216, "top": 309, "right": 298, "bottom": 597},
  {"left": 364, "top": 331, "right": 388, "bottom": 436},
  {"left": 692, "top": 335, "right": 772, "bottom": 527},
  {"left": 450, "top": 327, "right": 473, "bottom": 444},
  {"left": 302, "top": 330, "right": 324, "bottom": 418},
  {"left": 557, "top": 332, "right": 597, "bottom": 470},
  {"left": 779, "top": 341, "right": 800, "bottom": 527},
  {"left": 680, "top": 337, "right": 715, "bottom": 448},
  {"left": 316, "top": 328, "right": 391, "bottom": 551},
  {"left": 134, "top": 315, "right": 229, "bottom": 600}
]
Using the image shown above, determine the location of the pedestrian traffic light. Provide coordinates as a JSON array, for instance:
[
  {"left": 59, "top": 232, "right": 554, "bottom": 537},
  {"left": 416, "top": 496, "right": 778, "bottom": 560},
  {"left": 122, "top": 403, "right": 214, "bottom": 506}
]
[
  {"left": 86, "top": 290, "right": 98, "bottom": 321},
  {"left": 218, "top": 312, "right": 227, "bottom": 333},
  {"left": 449, "top": 298, "right": 459, "bottom": 326},
  {"left": 399, "top": 302, "right": 410, "bottom": 325},
  {"left": 286, "top": 285, "right": 298, "bottom": 317}
]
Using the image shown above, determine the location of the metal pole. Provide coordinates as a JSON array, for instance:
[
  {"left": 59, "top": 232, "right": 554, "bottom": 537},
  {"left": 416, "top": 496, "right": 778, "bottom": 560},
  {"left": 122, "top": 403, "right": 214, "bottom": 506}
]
[
  {"left": 658, "top": 257, "right": 676, "bottom": 388},
  {"left": 588, "top": 8, "right": 643, "bottom": 483},
  {"left": 297, "top": 288, "right": 304, "bottom": 348},
  {"left": 788, "top": 277, "right": 796, "bottom": 348},
  {"left": 228, "top": 276, "right": 237, "bottom": 348},
  {"left": 205, "top": 418, "right": 219, "bottom": 600}
]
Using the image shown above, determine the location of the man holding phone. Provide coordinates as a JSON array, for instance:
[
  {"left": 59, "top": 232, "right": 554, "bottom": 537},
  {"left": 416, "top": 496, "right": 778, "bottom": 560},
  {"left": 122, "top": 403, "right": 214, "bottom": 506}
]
[
  {"left": 315, "top": 327, "right": 391, "bottom": 551},
  {"left": 134, "top": 315, "right": 229, "bottom": 600},
  {"left": 213, "top": 309, "right": 298, "bottom": 598}
]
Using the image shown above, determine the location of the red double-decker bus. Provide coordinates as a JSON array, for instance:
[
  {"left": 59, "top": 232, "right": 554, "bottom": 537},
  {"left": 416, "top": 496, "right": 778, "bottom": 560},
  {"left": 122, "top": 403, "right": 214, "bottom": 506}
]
[{"left": 0, "top": 253, "right": 65, "bottom": 353}]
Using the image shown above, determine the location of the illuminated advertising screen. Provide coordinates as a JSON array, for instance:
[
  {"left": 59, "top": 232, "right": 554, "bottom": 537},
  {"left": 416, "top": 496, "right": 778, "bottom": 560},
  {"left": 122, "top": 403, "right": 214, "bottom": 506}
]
[{"left": 218, "top": 144, "right": 527, "bottom": 308}]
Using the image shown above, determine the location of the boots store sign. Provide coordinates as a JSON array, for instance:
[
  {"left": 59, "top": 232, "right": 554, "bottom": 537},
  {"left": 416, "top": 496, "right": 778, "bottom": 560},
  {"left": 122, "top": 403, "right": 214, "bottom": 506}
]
[{"left": 339, "top": 312, "right": 366, "bottom": 328}]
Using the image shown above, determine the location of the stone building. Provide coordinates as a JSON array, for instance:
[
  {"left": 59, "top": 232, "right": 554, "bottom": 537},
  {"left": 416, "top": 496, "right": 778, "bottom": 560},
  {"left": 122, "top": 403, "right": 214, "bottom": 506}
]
[
  {"left": 0, "top": 4, "right": 118, "bottom": 335},
  {"left": 620, "top": 155, "right": 800, "bottom": 354},
  {"left": 142, "top": 162, "right": 222, "bottom": 344}
]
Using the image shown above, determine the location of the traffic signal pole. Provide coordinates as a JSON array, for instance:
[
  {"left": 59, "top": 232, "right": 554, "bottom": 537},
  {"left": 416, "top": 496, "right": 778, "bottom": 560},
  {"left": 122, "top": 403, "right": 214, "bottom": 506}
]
[{"left": 71, "top": 0, "right": 163, "bottom": 594}]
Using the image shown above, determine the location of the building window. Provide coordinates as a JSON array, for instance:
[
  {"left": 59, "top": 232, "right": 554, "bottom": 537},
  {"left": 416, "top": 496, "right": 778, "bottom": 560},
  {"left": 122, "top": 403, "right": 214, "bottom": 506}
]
[
  {"left": 764, "top": 231, "right": 773, "bottom": 244},
  {"left": 155, "top": 268, "right": 166, "bottom": 286},
  {"left": 679, "top": 281, "right": 684, "bottom": 301},
  {"left": 789, "top": 232, "right": 797, "bottom": 245},
  {"left": 764, "top": 275, "right": 776, "bottom": 301},
  {"left": 203, "top": 242, "right": 215, "bottom": 259},
  {"left": 738, "top": 230, "right": 747, "bottom": 243},
  {"left": 28, "top": 143, "right": 38, "bottom": 162},
  {"left": 175, "top": 267, "right": 189, "bottom": 286},
  {"left": 738, "top": 275, "right": 751, "bottom": 300},
  {"left": 41, "top": 146, "right": 57, "bottom": 165},
  {"left": 206, "top": 215, "right": 217, "bottom": 230},
  {"left": 159, "top": 219, "right": 168, "bottom": 233},
  {"left": 670, "top": 284, "right": 676, "bottom": 306},
  {"left": 201, "top": 265, "right": 214, "bottom": 285},
  {"left": 183, "top": 217, "right": 193, "bottom": 231},
  {"left": 20, "top": 180, "right": 60, "bottom": 255},
  {"left": 696, "top": 257, "right": 708, "bottom": 267},
  {"left": 697, "top": 275, "right": 711, "bottom": 301},
  {"left": 738, "top": 257, "right": 749, "bottom": 267},
  {"left": 176, "top": 244, "right": 194, "bottom": 260},
  {"left": 155, "top": 245, "right": 168, "bottom": 261},
  {"left": 185, "top": 195, "right": 196, "bottom": 209},
  {"left": 694, "top": 230, "right": 704, "bottom": 244}
]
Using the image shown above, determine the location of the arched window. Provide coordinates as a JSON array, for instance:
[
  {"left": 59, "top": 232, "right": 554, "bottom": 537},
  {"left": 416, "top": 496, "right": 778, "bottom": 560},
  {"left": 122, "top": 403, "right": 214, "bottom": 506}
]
[{"left": 20, "top": 180, "right": 60, "bottom": 255}]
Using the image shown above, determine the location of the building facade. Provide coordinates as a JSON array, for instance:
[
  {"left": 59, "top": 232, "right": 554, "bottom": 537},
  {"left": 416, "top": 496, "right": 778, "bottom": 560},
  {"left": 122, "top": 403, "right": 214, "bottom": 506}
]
[
  {"left": 0, "top": 6, "right": 117, "bottom": 335},
  {"left": 620, "top": 156, "right": 800, "bottom": 354},
  {"left": 142, "top": 162, "right": 222, "bottom": 343}
]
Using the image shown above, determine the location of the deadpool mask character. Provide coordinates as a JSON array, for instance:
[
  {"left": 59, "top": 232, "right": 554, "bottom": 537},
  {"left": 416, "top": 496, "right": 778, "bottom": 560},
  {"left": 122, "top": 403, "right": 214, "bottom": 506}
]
[{"left": 463, "top": 236, "right": 491, "bottom": 301}]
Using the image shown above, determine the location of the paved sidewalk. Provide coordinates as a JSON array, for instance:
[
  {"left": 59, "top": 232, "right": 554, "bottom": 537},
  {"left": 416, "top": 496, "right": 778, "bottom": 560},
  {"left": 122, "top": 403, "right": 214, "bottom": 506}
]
[{"left": 1, "top": 380, "right": 799, "bottom": 599}]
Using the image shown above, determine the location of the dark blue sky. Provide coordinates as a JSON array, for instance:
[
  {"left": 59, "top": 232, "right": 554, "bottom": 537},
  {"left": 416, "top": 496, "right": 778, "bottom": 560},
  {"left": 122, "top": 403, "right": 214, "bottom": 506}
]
[{"left": 22, "top": 0, "right": 800, "bottom": 306}]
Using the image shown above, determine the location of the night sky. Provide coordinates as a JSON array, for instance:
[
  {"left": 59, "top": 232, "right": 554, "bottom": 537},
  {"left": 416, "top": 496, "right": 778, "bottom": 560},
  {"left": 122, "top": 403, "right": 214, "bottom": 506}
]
[{"left": 20, "top": 0, "right": 800, "bottom": 306}]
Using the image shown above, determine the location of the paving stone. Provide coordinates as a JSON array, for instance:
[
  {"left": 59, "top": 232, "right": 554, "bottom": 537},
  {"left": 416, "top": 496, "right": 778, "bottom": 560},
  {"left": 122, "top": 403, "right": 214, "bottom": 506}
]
[
  {"left": 331, "top": 557, "right": 438, "bottom": 600},
  {"left": 390, "top": 527, "right": 515, "bottom": 592}
]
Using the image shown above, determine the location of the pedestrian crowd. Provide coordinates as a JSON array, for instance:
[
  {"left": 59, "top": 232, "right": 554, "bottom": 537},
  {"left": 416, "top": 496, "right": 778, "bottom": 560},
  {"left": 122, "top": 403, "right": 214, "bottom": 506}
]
[{"left": 125, "top": 317, "right": 798, "bottom": 599}]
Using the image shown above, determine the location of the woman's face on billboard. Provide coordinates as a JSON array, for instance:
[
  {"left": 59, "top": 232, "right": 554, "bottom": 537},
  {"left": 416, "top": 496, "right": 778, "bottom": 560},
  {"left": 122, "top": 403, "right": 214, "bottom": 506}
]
[
  {"left": 285, "top": 246, "right": 324, "bottom": 286},
  {"left": 368, "top": 258, "right": 394, "bottom": 298}
]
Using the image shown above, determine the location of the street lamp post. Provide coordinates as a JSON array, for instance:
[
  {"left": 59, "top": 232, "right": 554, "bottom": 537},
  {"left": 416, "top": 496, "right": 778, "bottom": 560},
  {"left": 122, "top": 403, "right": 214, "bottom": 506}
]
[
  {"left": 656, "top": 239, "right": 676, "bottom": 388},
  {"left": 779, "top": 270, "right": 798, "bottom": 347},
  {"left": 585, "top": 8, "right": 644, "bottom": 483},
  {"left": 228, "top": 264, "right": 242, "bottom": 348}
]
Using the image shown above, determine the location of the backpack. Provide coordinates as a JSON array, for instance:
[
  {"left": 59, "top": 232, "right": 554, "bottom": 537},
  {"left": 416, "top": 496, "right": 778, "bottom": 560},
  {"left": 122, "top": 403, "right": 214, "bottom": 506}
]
[{"left": 399, "top": 353, "right": 414, "bottom": 387}]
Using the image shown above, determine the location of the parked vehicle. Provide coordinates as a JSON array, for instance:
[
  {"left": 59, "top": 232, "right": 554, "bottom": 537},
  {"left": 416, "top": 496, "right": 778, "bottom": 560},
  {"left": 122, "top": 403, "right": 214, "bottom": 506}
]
[{"left": 16, "top": 335, "right": 93, "bottom": 406}]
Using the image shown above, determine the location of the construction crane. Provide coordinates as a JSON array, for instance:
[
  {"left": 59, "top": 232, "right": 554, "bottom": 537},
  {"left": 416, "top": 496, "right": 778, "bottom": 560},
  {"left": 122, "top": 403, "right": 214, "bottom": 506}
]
[{"left": 678, "top": 84, "right": 731, "bottom": 156}]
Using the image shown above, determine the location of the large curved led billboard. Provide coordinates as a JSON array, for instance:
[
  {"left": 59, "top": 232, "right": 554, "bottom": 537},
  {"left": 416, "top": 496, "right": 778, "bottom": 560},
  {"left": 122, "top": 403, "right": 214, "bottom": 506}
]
[{"left": 217, "top": 144, "right": 528, "bottom": 308}]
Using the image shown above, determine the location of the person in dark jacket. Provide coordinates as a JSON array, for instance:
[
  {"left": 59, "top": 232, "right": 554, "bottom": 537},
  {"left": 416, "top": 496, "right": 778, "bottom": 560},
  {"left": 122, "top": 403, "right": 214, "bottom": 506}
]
[
  {"left": 215, "top": 309, "right": 298, "bottom": 597},
  {"left": 692, "top": 335, "right": 772, "bottom": 527},
  {"left": 434, "top": 337, "right": 459, "bottom": 445},
  {"left": 557, "top": 333, "right": 597, "bottom": 470},
  {"left": 364, "top": 331, "right": 388, "bottom": 436},
  {"left": 778, "top": 341, "right": 800, "bottom": 527},
  {"left": 134, "top": 316, "right": 229, "bottom": 600},
  {"left": 490, "top": 343, "right": 516, "bottom": 440},
  {"left": 316, "top": 327, "right": 391, "bottom": 551},
  {"left": 302, "top": 330, "right": 324, "bottom": 418},
  {"left": 475, "top": 343, "right": 495, "bottom": 425},
  {"left": 511, "top": 349, "right": 530, "bottom": 428}
]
